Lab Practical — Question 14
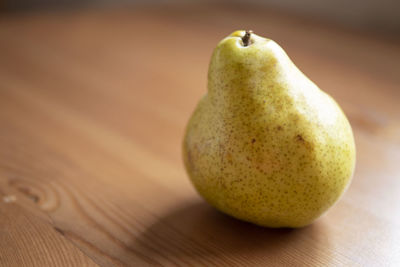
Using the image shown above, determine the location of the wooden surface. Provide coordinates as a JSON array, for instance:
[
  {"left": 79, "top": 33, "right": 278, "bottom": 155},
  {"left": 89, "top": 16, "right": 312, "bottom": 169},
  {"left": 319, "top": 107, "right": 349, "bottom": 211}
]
[{"left": 0, "top": 4, "right": 400, "bottom": 266}]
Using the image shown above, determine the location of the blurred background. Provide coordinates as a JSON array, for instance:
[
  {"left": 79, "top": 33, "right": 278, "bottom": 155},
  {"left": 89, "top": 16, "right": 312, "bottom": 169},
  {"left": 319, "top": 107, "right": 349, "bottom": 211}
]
[{"left": 2, "top": 0, "right": 400, "bottom": 35}]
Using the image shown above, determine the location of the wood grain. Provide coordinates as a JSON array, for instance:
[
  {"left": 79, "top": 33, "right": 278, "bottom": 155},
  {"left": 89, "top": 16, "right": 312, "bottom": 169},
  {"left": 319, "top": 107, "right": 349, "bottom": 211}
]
[
  {"left": 0, "top": 4, "right": 400, "bottom": 266},
  {"left": 0, "top": 190, "right": 99, "bottom": 266}
]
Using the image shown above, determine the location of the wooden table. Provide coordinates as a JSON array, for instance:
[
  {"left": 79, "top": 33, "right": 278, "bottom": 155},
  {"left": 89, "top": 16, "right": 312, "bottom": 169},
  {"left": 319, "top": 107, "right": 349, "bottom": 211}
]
[{"left": 0, "top": 4, "right": 399, "bottom": 266}]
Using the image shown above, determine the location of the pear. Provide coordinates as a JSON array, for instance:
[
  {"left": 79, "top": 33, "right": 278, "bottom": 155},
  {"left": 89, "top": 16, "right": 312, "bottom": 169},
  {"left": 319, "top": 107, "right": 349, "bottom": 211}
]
[{"left": 183, "top": 30, "right": 356, "bottom": 228}]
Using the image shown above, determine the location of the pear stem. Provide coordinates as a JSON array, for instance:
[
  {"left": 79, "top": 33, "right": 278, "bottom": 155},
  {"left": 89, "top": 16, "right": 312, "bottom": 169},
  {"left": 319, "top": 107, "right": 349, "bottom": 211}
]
[{"left": 242, "top": 30, "right": 253, "bottom": 46}]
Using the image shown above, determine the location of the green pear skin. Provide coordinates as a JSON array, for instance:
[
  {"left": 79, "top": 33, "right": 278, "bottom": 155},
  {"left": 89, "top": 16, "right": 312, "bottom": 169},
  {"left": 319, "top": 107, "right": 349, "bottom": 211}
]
[{"left": 183, "top": 30, "right": 356, "bottom": 228}]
